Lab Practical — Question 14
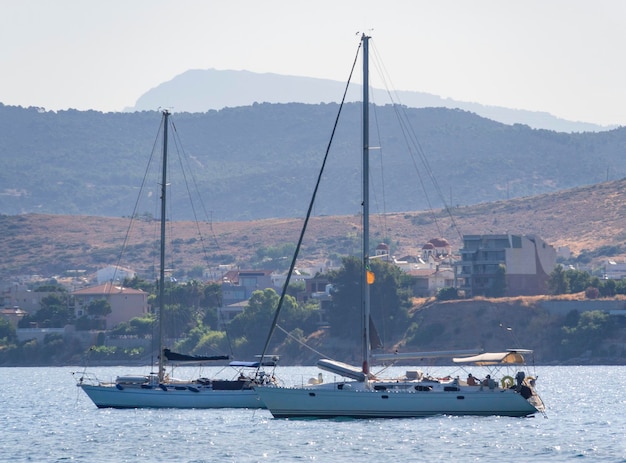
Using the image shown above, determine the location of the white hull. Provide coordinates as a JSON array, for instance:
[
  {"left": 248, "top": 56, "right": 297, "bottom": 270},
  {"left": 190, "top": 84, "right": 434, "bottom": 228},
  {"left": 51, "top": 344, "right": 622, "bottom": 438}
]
[
  {"left": 79, "top": 383, "right": 264, "bottom": 409},
  {"left": 255, "top": 382, "right": 539, "bottom": 418}
]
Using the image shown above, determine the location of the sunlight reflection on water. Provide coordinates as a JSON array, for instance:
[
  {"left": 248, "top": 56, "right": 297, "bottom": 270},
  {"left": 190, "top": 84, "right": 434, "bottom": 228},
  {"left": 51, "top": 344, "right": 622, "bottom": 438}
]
[{"left": 1, "top": 365, "right": 625, "bottom": 462}]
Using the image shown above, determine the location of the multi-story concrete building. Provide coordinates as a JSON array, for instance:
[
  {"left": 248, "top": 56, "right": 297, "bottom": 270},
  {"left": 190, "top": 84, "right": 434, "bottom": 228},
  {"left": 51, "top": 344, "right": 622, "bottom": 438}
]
[
  {"left": 220, "top": 269, "right": 274, "bottom": 306},
  {"left": 458, "top": 234, "right": 556, "bottom": 297}
]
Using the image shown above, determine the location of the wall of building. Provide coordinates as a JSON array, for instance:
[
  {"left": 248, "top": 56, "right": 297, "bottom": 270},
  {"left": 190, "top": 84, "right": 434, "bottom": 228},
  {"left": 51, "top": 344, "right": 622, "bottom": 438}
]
[
  {"left": 505, "top": 235, "right": 556, "bottom": 296},
  {"left": 105, "top": 292, "right": 148, "bottom": 327}
]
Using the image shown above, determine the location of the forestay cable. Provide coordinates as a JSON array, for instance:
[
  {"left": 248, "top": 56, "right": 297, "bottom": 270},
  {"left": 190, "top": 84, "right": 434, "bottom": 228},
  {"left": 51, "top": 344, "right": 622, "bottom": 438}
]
[{"left": 257, "top": 38, "right": 364, "bottom": 371}]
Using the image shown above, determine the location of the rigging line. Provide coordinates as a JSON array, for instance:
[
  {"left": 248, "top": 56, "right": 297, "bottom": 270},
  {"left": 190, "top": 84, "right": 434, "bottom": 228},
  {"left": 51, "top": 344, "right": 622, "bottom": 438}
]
[
  {"left": 368, "top": 43, "right": 443, "bottom": 237},
  {"left": 368, "top": 87, "right": 389, "bottom": 242},
  {"left": 111, "top": 113, "right": 165, "bottom": 291},
  {"left": 169, "top": 116, "right": 236, "bottom": 357},
  {"left": 398, "top": 104, "right": 464, "bottom": 241},
  {"left": 274, "top": 323, "right": 330, "bottom": 360},
  {"left": 389, "top": 103, "right": 443, "bottom": 238},
  {"left": 170, "top": 117, "right": 221, "bottom": 251},
  {"left": 217, "top": 304, "right": 235, "bottom": 359},
  {"left": 370, "top": 42, "right": 463, "bottom": 241},
  {"left": 172, "top": 119, "right": 221, "bottom": 250},
  {"left": 169, "top": 116, "right": 220, "bottom": 272},
  {"left": 257, "top": 38, "right": 363, "bottom": 374}
]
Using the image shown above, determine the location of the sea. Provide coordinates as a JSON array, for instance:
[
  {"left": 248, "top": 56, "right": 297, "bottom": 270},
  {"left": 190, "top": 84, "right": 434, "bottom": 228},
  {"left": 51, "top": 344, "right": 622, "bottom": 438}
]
[{"left": 1, "top": 365, "right": 625, "bottom": 462}]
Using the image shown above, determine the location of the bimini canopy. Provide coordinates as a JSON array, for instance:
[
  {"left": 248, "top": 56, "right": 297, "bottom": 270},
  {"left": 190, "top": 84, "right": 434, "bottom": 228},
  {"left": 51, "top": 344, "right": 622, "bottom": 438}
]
[{"left": 452, "top": 349, "right": 532, "bottom": 366}]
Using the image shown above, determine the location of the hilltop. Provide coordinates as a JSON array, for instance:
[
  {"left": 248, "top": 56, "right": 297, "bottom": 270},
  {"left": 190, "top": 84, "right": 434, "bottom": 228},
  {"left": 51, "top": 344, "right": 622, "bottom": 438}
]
[{"left": 128, "top": 69, "right": 609, "bottom": 132}]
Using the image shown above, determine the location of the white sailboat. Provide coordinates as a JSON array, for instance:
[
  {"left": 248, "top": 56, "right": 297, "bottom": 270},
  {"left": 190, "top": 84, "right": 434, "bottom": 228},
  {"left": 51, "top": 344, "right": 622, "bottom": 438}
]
[
  {"left": 73, "top": 110, "right": 276, "bottom": 409},
  {"left": 254, "top": 34, "right": 545, "bottom": 418}
]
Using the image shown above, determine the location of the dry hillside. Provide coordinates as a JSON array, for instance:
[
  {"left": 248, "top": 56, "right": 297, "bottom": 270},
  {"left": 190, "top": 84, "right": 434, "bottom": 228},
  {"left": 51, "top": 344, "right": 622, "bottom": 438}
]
[{"left": 2, "top": 178, "right": 626, "bottom": 278}]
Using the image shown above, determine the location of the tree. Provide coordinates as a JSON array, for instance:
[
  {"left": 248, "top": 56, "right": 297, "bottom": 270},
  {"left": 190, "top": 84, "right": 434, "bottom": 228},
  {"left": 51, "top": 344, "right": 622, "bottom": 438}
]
[
  {"left": 122, "top": 275, "right": 154, "bottom": 293},
  {"left": 228, "top": 288, "right": 297, "bottom": 357},
  {"left": 560, "top": 310, "right": 614, "bottom": 357},
  {"left": 599, "top": 278, "right": 617, "bottom": 297},
  {"left": 286, "top": 280, "right": 305, "bottom": 298},
  {"left": 109, "top": 315, "right": 155, "bottom": 337},
  {"left": 436, "top": 287, "right": 459, "bottom": 301},
  {"left": 19, "top": 293, "right": 73, "bottom": 328},
  {"left": 161, "top": 303, "right": 197, "bottom": 339},
  {"left": 34, "top": 283, "right": 67, "bottom": 293},
  {"left": 86, "top": 299, "right": 112, "bottom": 318},
  {"left": 585, "top": 286, "right": 600, "bottom": 299},
  {"left": 0, "top": 318, "right": 17, "bottom": 346},
  {"left": 326, "top": 256, "right": 412, "bottom": 346},
  {"left": 326, "top": 257, "right": 361, "bottom": 340},
  {"left": 548, "top": 265, "right": 569, "bottom": 295},
  {"left": 202, "top": 282, "right": 222, "bottom": 309},
  {"left": 564, "top": 269, "right": 591, "bottom": 293},
  {"left": 173, "top": 323, "right": 229, "bottom": 355},
  {"left": 76, "top": 298, "right": 112, "bottom": 330}
]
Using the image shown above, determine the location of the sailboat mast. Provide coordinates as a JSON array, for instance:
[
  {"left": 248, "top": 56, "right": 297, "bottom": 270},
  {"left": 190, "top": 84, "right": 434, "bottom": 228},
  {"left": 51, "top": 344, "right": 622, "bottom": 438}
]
[
  {"left": 158, "top": 110, "right": 169, "bottom": 382},
  {"left": 361, "top": 34, "right": 371, "bottom": 377}
]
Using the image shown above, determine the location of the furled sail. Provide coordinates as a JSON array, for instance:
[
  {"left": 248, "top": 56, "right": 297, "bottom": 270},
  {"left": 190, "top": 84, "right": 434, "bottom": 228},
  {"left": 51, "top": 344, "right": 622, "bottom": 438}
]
[{"left": 162, "top": 348, "right": 229, "bottom": 363}]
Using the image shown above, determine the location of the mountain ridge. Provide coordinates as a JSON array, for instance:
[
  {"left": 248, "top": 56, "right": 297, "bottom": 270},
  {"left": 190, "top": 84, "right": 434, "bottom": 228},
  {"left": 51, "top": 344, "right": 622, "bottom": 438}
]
[
  {"left": 127, "top": 69, "right": 613, "bottom": 133},
  {"left": 2, "top": 103, "right": 626, "bottom": 224}
]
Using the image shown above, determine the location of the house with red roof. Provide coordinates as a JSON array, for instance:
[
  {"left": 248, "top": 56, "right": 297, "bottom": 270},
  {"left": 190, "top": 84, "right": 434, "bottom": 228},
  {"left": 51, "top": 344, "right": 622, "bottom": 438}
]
[{"left": 71, "top": 282, "right": 148, "bottom": 328}]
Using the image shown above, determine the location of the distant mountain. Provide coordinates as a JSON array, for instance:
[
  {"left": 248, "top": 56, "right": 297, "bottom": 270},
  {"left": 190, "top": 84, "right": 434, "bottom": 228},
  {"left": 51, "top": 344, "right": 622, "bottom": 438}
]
[
  {"left": 2, "top": 102, "right": 626, "bottom": 222},
  {"left": 127, "top": 69, "right": 613, "bottom": 133}
]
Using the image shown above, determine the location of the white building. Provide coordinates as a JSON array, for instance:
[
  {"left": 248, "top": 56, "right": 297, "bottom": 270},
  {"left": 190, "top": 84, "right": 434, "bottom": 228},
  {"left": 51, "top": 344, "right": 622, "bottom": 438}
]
[{"left": 96, "top": 266, "right": 136, "bottom": 284}]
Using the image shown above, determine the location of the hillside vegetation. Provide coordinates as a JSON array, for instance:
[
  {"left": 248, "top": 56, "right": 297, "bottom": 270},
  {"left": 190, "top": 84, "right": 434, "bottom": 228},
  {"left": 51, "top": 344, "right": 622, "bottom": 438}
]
[
  {"left": 2, "top": 102, "right": 626, "bottom": 222},
  {"left": 288, "top": 296, "right": 626, "bottom": 366},
  {"left": 2, "top": 176, "right": 626, "bottom": 279}
]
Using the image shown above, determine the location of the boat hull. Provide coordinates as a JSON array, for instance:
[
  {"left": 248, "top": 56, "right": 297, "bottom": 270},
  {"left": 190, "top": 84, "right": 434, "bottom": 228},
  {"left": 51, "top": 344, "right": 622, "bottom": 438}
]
[
  {"left": 255, "top": 384, "right": 538, "bottom": 418},
  {"left": 79, "top": 384, "right": 264, "bottom": 409}
]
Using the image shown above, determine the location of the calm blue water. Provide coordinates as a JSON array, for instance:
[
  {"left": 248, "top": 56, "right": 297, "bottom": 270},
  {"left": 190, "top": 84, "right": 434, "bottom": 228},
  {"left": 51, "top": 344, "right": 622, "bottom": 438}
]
[{"left": 1, "top": 365, "right": 625, "bottom": 462}]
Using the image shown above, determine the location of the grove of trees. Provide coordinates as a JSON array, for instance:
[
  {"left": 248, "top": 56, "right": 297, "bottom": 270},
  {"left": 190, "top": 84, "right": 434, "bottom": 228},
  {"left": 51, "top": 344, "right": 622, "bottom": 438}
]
[
  {"left": 548, "top": 265, "right": 626, "bottom": 297},
  {"left": 1, "top": 261, "right": 625, "bottom": 365}
]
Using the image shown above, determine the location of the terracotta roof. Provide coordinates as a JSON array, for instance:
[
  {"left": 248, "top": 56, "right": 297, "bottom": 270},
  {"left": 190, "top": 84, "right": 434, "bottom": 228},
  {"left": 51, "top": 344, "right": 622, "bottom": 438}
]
[
  {"left": 0, "top": 307, "right": 27, "bottom": 315},
  {"left": 71, "top": 282, "right": 146, "bottom": 296},
  {"left": 428, "top": 238, "right": 451, "bottom": 247},
  {"left": 407, "top": 269, "right": 437, "bottom": 277}
]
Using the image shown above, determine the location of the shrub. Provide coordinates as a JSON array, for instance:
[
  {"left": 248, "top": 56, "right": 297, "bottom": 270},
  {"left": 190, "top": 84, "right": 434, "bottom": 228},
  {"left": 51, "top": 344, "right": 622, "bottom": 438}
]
[
  {"left": 436, "top": 287, "right": 459, "bottom": 301},
  {"left": 585, "top": 286, "right": 600, "bottom": 299}
]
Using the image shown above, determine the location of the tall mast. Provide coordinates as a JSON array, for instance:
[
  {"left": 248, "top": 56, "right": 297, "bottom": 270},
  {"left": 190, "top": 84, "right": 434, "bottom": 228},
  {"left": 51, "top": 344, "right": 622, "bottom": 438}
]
[
  {"left": 361, "top": 34, "right": 371, "bottom": 377},
  {"left": 158, "top": 110, "right": 169, "bottom": 382}
]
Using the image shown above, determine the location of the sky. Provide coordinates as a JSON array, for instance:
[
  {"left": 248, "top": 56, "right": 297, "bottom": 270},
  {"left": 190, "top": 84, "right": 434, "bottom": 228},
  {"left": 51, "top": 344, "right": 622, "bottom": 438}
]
[{"left": 2, "top": 0, "right": 625, "bottom": 126}]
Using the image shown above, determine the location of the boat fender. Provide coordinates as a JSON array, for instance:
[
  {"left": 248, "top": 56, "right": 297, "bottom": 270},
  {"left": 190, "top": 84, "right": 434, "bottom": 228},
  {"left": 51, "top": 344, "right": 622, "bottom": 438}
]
[
  {"left": 116, "top": 384, "right": 124, "bottom": 390},
  {"left": 159, "top": 384, "right": 168, "bottom": 391},
  {"left": 501, "top": 376, "right": 514, "bottom": 389},
  {"left": 188, "top": 386, "right": 200, "bottom": 393}
]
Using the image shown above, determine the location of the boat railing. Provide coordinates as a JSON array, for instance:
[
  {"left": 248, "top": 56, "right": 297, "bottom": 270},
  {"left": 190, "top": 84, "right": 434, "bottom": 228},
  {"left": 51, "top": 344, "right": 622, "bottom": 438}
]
[{"left": 72, "top": 371, "right": 103, "bottom": 386}]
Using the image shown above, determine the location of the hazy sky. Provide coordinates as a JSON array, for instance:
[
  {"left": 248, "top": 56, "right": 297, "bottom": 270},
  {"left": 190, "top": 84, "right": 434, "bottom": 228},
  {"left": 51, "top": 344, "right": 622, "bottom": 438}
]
[{"left": 2, "top": 0, "right": 625, "bottom": 126}]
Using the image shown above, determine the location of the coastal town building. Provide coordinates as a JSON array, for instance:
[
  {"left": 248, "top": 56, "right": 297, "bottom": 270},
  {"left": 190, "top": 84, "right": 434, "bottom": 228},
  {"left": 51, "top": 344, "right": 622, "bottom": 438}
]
[
  {"left": 96, "top": 265, "right": 136, "bottom": 285},
  {"left": 457, "top": 234, "right": 556, "bottom": 297},
  {"left": 408, "top": 267, "right": 456, "bottom": 297},
  {"left": 70, "top": 282, "right": 148, "bottom": 328}
]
